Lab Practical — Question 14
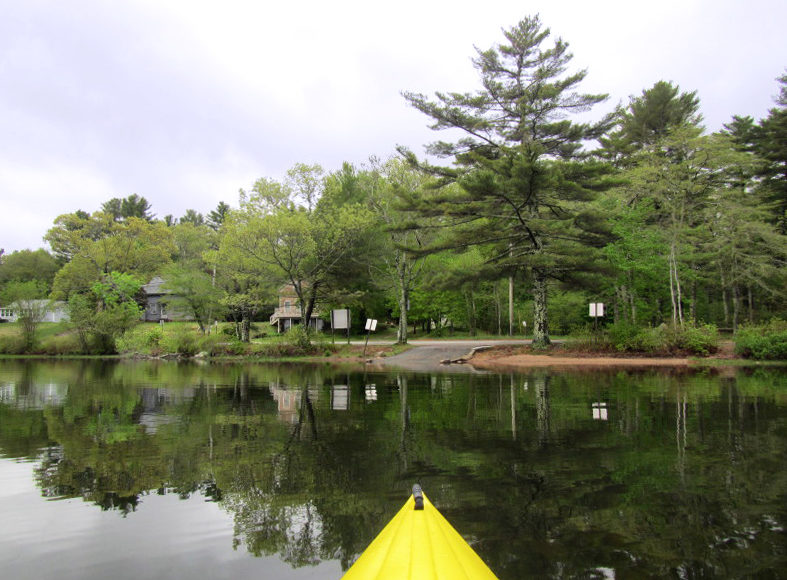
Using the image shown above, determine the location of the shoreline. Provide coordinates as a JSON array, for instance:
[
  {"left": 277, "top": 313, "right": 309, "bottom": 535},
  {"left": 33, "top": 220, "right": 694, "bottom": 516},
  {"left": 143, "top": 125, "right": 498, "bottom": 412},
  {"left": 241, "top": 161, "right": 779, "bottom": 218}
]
[{"left": 1, "top": 341, "right": 783, "bottom": 371}]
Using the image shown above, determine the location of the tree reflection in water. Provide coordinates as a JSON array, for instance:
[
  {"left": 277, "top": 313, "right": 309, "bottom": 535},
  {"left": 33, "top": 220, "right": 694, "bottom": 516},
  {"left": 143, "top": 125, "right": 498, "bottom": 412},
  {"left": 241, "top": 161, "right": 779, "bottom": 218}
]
[{"left": 0, "top": 360, "right": 785, "bottom": 578}]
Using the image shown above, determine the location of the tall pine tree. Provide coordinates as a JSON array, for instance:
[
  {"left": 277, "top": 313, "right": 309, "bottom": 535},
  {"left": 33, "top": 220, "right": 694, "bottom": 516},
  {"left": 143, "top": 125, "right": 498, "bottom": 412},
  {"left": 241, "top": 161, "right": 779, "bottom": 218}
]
[
  {"left": 755, "top": 73, "right": 787, "bottom": 234},
  {"left": 400, "top": 15, "right": 615, "bottom": 346}
]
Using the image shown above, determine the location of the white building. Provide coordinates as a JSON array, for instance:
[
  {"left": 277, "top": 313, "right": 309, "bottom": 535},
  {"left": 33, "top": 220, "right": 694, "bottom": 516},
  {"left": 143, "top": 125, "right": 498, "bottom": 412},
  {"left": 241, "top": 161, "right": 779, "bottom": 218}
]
[{"left": 0, "top": 300, "right": 69, "bottom": 323}]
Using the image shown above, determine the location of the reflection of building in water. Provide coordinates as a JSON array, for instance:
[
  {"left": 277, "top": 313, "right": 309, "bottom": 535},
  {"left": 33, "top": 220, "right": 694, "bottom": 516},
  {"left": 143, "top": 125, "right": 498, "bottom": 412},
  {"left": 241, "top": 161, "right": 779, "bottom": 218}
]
[
  {"left": 592, "top": 401, "right": 608, "bottom": 421},
  {"left": 0, "top": 381, "right": 68, "bottom": 409},
  {"left": 137, "top": 387, "right": 196, "bottom": 434},
  {"left": 332, "top": 385, "right": 349, "bottom": 410},
  {"left": 269, "top": 385, "right": 302, "bottom": 424}
]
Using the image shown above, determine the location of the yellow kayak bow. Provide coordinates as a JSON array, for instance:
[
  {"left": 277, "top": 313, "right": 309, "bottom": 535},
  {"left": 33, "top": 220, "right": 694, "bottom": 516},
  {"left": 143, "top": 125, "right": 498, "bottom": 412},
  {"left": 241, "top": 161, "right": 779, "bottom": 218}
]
[{"left": 342, "top": 485, "right": 499, "bottom": 580}]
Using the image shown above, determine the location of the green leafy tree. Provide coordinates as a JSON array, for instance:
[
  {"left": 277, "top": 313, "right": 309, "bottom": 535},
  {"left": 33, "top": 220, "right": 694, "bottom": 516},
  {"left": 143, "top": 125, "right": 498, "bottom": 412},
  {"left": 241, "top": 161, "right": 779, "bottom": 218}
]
[
  {"left": 47, "top": 214, "right": 174, "bottom": 299},
  {"left": 0, "top": 249, "right": 60, "bottom": 293},
  {"left": 2, "top": 280, "right": 50, "bottom": 351},
  {"left": 226, "top": 168, "right": 374, "bottom": 339},
  {"left": 400, "top": 15, "right": 614, "bottom": 346},
  {"left": 161, "top": 266, "right": 223, "bottom": 333},
  {"left": 621, "top": 129, "right": 723, "bottom": 326},
  {"left": 165, "top": 222, "right": 223, "bottom": 332},
  {"left": 45, "top": 211, "right": 109, "bottom": 262},
  {"left": 600, "top": 81, "right": 705, "bottom": 325},
  {"left": 703, "top": 133, "right": 787, "bottom": 328},
  {"left": 67, "top": 272, "right": 143, "bottom": 353},
  {"left": 286, "top": 163, "right": 324, "bottom": 212},
  {"left": 214, "top": 214, "right": 277, "bottom": 342},
  {"left": 364, "top": 158, "right": 431, "bottom": 343},
  {"left": 171, "top": 222, "right": 214, "bottom": 264}
]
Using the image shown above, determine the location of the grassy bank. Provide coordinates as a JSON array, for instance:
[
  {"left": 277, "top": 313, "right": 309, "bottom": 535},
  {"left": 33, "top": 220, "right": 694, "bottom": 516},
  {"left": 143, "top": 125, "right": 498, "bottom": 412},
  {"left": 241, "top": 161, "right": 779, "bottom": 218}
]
[{"left": 1, "top": 319, "right": 784, "bottom": 363}]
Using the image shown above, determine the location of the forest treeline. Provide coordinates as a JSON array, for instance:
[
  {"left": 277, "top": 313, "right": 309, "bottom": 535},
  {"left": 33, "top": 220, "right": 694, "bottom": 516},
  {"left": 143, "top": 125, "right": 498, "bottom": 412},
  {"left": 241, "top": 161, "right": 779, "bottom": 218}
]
[{"left": 1, "top": 15, "right": 785, "bottom": 355}]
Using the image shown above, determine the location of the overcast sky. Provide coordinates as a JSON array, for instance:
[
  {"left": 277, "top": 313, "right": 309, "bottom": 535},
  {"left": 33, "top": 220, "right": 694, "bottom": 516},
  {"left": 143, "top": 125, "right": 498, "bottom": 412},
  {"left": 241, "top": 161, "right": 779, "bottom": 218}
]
[{"left": 1, "top": 0, "right": 785, "bottom": 253}]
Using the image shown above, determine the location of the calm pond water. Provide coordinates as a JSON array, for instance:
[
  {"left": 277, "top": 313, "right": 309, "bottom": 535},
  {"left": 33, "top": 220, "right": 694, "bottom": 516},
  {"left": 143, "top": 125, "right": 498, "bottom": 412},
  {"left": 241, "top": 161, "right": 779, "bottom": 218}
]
[{"left": 0, "top": 360, "right": 785, "bottom": 579}]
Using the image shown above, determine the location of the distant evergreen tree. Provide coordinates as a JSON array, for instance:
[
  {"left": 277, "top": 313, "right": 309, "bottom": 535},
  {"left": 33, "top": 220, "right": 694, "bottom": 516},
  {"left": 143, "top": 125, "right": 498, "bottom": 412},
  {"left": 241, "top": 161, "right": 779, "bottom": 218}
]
[
  {"left": 723, "top": 115, "right": 758, "bottom": 152},
  {"left": 207, "top": 201, "right": 231, "bottom": 231},
  {"left": 620, "top": 81, "right": 702, "bottom": 145},
  {"left": 101, "top": 194, "right": 154, "bottom": 222},
  {"left": 601, "top": 81, "right": 702, "bottom": 165},
  {"left": 180, "top": 209, "right": 205, "bottom": 227},
  {"left": 101, "top": 198, "right": 123, "bottom": 220}
]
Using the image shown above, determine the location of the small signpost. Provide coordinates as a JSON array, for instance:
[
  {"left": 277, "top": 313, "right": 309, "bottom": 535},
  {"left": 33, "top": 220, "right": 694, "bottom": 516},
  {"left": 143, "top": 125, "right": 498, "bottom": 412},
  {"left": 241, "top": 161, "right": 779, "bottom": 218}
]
[
  {"left": 331, "top": 309, "right": 351, "bottom": 344},
  {"left": 592, "top": 401, "right": 608, "bottom": 421},
  {"left": 363, "top": 318, "right": 378, "bottom": 358},
  {"left": 589, "top": 302, "right": 604, "bottom": 318},
  {"left": 589, "top": 302, "right": 604, "bottom": 334}
]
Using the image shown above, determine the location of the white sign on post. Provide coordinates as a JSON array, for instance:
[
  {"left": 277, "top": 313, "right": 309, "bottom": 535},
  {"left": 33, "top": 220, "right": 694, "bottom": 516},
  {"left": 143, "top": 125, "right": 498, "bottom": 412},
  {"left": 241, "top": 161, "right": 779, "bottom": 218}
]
[
  {"left": 365, "top": 319, "right": 378, "bottom": 331},
  {"left": 331, "top": 309, "right": 350, "bottom": 330},
  {"left": 589, "top": 303, "right": 605, "bottom": 317}
]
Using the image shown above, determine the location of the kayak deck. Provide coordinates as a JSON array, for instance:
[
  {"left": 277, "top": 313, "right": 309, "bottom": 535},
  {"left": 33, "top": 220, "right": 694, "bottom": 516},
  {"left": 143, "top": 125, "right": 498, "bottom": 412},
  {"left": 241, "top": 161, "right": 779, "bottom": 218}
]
[{"left": 342, "top": 489, "right": 498, "bottom": 579}]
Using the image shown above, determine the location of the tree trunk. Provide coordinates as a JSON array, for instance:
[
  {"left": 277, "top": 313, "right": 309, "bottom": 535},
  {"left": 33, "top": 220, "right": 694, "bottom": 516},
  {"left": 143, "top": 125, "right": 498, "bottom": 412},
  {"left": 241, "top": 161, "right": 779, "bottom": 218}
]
[
  {"left": 668, "top": 241, "right": 684, "bottom": 326},
  {"left": 509, "top": 275, "right": 515, "bottom": 336},
  {"left": 747, "top": 286, "right": 754, "bottom": 323},
  {"left": 689, "top": 279, "right": 697, "bottom": 326},
  {"left": 464, "top": 288, "right": 476, "bottom": 336},
  {"left": 241, "top": 312, "right": 251, "bottom": 342},
  {"left": 532, "top": 269, "right": 550, "bottom": 347},
  {"left": 493, "top": 282, "right": 502, "bottom": 335},
  {"left": 397, "top": 286, "right": 409, "bottom": 344},
  {"left": 732, "top": 284, "right": 740, "bottom": 332}
]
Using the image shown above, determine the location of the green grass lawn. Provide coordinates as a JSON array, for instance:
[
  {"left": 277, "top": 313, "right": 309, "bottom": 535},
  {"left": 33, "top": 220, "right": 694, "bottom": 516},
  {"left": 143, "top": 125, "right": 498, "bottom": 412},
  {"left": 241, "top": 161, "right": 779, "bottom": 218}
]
[
  {"left": 0, "top": 321, "right": 70, "bottom": 340},
  {"left": 0, "top": 318, "right": 544, "bottom": 357}
]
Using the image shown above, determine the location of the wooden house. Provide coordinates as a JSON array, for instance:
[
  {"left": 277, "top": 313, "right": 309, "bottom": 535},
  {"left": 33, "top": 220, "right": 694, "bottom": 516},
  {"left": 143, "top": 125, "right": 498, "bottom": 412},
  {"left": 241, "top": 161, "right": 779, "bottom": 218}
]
[
  {"left": 269, "top": 284, "right": 324, "bottom": 333},
  {"left": 141, "top": 276, "right": 193, "bottom": 322}
]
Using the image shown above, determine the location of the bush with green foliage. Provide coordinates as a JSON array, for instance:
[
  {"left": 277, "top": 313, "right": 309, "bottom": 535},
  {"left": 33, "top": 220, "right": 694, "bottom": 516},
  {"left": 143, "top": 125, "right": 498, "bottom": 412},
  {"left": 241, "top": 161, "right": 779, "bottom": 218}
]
[
  {"left": 569, "top": 322, "right": 718, "bottom": 356},
  {"left": 669, "top": 324, "right": 719, "bottom": 356},
  {"left": 116, "top": 325, "right": 165, "bottom": 355},
  {"left": 67, "top": 272, "right": 144, "bottom": 354},
  {"left": 38, "top": 333, "right": 82, "bottom": 355},
  {"left": 249, "top": 326, "right": 324, "bottom": 357},
  {"left": 0, "top": 332, "right": 26, "bottom": 354},
  {"left": 160, "top": 326, "right": 200, "bottom": 356},
  {"left": 735, "top": 320, "right": 787, "bottom": 360}
]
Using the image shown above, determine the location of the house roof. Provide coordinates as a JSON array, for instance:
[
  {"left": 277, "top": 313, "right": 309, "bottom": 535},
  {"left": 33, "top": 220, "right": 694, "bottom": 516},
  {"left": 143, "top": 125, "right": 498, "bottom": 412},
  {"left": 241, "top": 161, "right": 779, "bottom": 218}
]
[{"left": 142, "top": 276, "right": 169, "bottom": 295}]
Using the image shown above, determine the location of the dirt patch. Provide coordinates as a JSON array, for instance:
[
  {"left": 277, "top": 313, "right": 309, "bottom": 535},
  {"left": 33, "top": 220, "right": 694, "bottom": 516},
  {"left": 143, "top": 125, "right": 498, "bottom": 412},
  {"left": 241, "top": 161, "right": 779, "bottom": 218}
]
[{"left": 468, "top": 341, "right": 738, "bottom": 370}]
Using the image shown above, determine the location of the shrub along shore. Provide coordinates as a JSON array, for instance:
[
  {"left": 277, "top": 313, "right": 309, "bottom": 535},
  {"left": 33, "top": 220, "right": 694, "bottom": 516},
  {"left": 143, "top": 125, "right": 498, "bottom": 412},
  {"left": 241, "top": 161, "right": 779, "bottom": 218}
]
[{"left": 0, "top": 319, "right": 785, "bottom": 362}]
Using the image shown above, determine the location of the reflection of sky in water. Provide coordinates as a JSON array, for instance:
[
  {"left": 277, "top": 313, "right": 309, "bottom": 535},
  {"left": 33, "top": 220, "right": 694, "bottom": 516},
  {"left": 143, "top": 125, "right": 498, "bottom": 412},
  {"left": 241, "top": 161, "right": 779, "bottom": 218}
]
[{"left": 0, "top": 457, "right": 341, "bottom": 580}]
